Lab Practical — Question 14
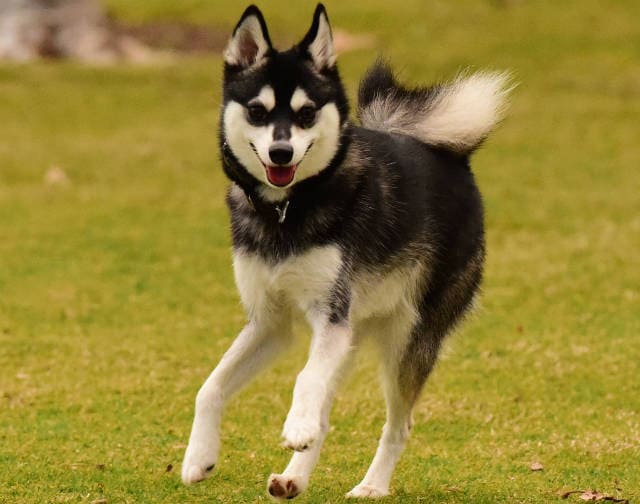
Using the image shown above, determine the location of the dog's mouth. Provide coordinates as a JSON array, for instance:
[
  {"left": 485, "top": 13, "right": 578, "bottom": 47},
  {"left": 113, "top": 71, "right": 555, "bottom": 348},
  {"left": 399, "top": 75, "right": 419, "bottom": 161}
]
[
  {"left": 266, "top": 164, "right": 298, "bottom": 187},
  {"left": 250, "top": 142, "right": 314, "bottom": 188}
]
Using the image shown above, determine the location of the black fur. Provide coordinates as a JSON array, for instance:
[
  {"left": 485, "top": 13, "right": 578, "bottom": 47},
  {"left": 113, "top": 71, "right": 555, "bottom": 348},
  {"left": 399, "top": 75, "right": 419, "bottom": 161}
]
[{"left": 358, "top": 59, "right": 441, "bottom": 117}]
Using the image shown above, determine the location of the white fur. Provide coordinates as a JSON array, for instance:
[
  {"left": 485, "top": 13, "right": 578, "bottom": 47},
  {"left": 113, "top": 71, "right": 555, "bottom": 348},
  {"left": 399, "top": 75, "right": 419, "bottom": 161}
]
[
  {"left": 258, "top": 185, "right": 291, "bottom": 203},
  {"left": 282, "top": 319, "right": 353, "bottom": 450},
  {"left": 418, "top": 72, "right": 511, "bottom": 152},
  {"left": 308, "top": 11, "right": 336, "bottom": 70},
  {"left": 234, "top": 245, "right": 343, "bottom": 317},
  {"left": 251, "top": 85, "right": 276, "bottom": 111},
  {"left": 290, "top": 87, "right": 314, "bottom": 112},
  {"left": 223, "top": 14, "right": 270, "bottom": 67}
]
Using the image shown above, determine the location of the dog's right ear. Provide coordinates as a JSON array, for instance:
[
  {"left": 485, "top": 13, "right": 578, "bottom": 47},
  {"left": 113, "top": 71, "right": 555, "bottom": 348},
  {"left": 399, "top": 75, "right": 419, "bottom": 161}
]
[{"left": 224, "top": 5, "right": 272, "bottom": 68}]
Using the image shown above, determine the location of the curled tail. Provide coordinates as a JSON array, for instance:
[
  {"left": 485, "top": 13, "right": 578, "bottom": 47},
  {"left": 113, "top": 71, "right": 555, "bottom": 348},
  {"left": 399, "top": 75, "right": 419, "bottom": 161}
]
[{"left": 358, "top": 60, "right": 512, "bottom": 155}]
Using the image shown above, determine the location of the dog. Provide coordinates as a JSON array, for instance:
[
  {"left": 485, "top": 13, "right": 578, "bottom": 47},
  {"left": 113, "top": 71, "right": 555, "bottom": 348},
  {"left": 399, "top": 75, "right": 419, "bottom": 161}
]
[{"left": 181, "top": 3, "right": 510, "bottom": 499}]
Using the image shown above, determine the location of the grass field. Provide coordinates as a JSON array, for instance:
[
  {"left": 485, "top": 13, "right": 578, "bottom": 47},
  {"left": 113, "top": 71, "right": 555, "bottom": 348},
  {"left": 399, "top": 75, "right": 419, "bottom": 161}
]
[{"left": 1, "top": 1, "right": 639, "bottom": 502}]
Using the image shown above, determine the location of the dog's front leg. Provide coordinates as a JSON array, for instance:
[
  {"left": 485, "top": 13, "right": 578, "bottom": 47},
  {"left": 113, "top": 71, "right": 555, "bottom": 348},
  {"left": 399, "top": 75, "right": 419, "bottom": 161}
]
[
  {"left": 281, "top": 317, "right": 353, "bottom": 452},
  {"left": 182, "top": 316, "right": 291, "bottom": 485},
  {"left": 268, "top": 392, "right": 333, "bottom": 499},
  {"left": 265, "top": 317, "right": 352, "bottom": 499}
]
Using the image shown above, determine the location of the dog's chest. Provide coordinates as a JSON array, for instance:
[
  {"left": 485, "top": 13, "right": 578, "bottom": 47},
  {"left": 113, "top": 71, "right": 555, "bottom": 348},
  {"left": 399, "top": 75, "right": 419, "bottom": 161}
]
[
  {"left": 233, "top": 245, "right": 343, "bottom": 314},
  {"left": 233, "top": 244, "right": 425, "bottom": 327}
]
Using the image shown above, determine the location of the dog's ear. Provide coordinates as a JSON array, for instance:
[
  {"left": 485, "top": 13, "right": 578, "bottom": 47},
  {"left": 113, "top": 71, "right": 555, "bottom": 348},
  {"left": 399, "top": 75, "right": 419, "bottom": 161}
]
[
  {"left": 299, "top": 4, "right": 336, "bottom": 71},
  {"left": 224, "top": 5, "right": 272, "bottom": 68}
]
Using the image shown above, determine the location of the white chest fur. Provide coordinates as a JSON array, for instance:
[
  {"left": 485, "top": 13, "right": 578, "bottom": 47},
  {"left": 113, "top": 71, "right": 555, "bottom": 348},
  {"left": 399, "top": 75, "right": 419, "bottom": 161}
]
[
  {"left": 233, "top": 245, "right": 343, "bottom": 317},
  {"left": 233, "top": 245, "right": 425, "bottom": 331}
]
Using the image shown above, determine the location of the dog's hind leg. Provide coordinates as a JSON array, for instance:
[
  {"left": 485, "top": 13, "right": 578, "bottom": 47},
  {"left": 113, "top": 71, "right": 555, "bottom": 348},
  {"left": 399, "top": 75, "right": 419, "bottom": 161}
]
[
  {"left": 182, "top": 312, "right": 292, "bottom": 485},
  {"left": 347, "top": 317, "right": 439, "bottom": 498}
]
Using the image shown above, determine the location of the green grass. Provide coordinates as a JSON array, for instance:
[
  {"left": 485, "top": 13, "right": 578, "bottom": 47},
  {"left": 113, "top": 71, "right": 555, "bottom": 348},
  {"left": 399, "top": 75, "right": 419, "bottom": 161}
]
[{"left": 1, "top": 1, "right": 639, "bottom": 502}]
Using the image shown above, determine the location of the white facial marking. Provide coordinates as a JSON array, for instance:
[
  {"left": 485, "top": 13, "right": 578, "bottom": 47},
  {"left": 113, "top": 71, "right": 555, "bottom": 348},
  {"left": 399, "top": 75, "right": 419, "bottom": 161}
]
[
  {"left": 289, "top": 102, "right": 341, "bottom": 183},
  {"left": 224, "top": 101, "right": 273, "bottom": 183},
  {"left": 223, "top": 92, "right": 341, "bottom": 195},
  {"left": 250, "top": 85, "right": 276, "bottom": 111},
  {"left": 290, "top": 87, "right": 315, "bottom": 112}
]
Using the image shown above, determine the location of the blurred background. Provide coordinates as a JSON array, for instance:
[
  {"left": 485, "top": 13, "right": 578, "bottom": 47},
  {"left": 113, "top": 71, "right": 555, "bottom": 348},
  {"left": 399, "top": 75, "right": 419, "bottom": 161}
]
[{"left": 1, "top": 1, "right": 638, "bottom": 503}]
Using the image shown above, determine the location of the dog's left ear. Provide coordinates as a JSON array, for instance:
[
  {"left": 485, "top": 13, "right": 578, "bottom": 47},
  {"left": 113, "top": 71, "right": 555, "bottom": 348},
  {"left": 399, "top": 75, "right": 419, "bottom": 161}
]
[{"left": 299, "top": 4, "right": 336, "bottom": 71}]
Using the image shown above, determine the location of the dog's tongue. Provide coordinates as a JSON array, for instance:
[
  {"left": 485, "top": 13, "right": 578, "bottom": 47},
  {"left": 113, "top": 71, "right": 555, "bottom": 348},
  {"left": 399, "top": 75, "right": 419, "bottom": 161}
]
[{"left": 266, "top": 164, "right": 297, "bottom": 186}]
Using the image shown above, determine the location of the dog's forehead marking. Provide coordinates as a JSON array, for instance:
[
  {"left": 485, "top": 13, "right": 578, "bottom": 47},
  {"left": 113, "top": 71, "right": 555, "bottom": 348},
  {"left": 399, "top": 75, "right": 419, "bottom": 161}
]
[
  {"left": 290, "top": 87, "right": 315, "bottom": 112},
  {"left": 249, "top": 85, "right": 276, "bottom": 111}
]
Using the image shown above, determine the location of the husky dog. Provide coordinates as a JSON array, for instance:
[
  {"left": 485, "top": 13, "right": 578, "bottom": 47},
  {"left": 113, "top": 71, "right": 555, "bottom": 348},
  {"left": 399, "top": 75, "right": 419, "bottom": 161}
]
[{"left": 182, "top": 3, "right": 509, "bottom": 499}]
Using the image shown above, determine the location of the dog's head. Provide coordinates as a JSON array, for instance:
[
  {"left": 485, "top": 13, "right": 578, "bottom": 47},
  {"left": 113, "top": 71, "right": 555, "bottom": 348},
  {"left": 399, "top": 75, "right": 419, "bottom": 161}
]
[{"left": 221, "top": 4, "right": 349, "bottom": 199}]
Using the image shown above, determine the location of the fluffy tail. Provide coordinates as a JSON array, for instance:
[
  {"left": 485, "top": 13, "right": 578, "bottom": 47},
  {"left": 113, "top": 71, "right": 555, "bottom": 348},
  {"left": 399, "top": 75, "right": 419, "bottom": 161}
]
[{"left": 358, "top": 60, "right": 512, "bottom": 155}]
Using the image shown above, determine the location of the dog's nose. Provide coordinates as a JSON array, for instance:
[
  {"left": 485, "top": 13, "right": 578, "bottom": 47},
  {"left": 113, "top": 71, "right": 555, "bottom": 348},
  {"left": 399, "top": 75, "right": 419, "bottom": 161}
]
[{"left": 268, "top": 141, "right": 294, "bottom": 166}]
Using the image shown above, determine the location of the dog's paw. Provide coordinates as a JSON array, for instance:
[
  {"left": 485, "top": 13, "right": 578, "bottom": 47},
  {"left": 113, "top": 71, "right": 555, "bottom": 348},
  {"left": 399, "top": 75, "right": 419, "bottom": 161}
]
[
  {"left": 281, "top": 415, "right": 321, "bottom": 451},
  {"left": 346, "top": 484, "right": 389, "bottom": 499},
  {"left": 181, "top": 462, "right": 216, "bottom": 485},
  {"left": 181, "top": 436, "right": 219, "bottom": 484},
  {"left": 267, "top": 473, "right": 306, "bottom": 500}
]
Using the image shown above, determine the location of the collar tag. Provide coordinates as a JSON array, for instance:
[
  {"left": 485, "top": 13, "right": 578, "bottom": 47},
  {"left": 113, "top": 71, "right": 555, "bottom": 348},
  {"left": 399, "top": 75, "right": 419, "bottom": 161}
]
[{"left": 275, "top": 200, "right": 290, "bottom": 224}]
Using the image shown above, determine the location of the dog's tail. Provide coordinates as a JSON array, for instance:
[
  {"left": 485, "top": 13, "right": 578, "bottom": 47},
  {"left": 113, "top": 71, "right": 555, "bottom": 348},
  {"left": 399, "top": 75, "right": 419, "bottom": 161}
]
[{"left": 358, "top": 60, "right": 512, "bottom": 155}]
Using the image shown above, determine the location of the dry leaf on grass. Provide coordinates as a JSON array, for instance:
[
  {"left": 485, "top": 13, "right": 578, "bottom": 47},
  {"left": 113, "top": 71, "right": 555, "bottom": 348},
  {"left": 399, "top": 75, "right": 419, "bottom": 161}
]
[
  {"left": 558, "top": 488, "right": 629, "bottom": 503},
  {"left": 44, "top": 166, "right": 70, "bottom": 186}
]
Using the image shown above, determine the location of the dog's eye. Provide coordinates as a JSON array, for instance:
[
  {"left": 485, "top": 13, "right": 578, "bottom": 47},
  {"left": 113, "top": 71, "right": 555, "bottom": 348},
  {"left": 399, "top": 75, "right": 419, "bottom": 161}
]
[
  {"left": 247, "top": 104, "right": 268, "bottom": 124},
  {"left": 296, "top": 105, "right": 317, "bottom": 128}
]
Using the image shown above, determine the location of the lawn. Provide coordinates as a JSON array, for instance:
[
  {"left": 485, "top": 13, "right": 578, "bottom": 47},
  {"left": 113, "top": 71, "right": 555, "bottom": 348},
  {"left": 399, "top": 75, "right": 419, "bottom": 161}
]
[{"left": 1, "top": 0, "right": 639, "bottom": 502}]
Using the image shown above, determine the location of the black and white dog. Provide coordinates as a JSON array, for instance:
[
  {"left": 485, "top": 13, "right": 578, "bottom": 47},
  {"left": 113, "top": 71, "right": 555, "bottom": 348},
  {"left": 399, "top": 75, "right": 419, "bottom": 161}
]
[{"left": 182, "top": 4, "right": 509, "bottom": 499}]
